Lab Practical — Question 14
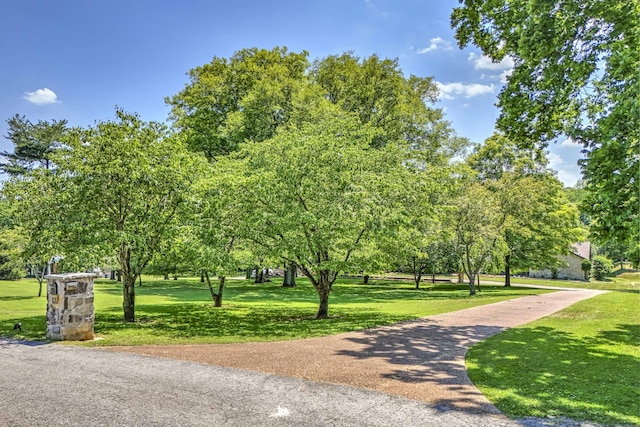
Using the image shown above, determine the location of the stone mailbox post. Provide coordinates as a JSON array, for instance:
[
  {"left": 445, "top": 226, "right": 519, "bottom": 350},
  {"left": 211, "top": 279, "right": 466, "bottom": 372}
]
[{"left": 45, "top": 273, "right": 95, "bottom": 341}]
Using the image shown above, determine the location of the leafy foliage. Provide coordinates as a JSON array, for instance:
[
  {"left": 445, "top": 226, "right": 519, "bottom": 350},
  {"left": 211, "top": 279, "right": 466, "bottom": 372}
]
[
  {"left": 166, "top": 46, "right": 310, "bottom": 159},
  {"left": 451, "top": 0, "right": 639, "bottom": 248},
  {"left": 468, "top": 134, "right": 585, "bottom": 284},
  {"left": 591, "top": 255, "right": 613, "bottom": 280},
  {"left": 49, "top": 109, "right": 200, "bottom": 321}
]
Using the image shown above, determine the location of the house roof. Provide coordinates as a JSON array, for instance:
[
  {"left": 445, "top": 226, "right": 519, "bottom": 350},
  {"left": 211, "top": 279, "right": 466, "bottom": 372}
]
[{"left": 571, "top": 242, "right": 591, "bottom": 259}]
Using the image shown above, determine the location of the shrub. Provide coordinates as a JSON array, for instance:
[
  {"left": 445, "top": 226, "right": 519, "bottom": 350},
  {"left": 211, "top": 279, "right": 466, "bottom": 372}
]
[
  {"left": 591, "top": 255, "right": 613, "bottom": 280},
  {"left": 581, "top": 259, "right": 592, "bottom": 280}
]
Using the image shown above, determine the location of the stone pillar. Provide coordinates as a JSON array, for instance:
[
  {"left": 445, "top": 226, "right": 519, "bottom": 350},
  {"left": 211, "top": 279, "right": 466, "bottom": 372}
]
[{"left": 45, "top": 273, "right": 95, "bottom": 341}]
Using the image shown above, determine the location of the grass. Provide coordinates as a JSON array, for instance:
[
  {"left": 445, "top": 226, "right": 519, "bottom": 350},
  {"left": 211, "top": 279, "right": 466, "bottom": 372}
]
[
  {"left": 0, "top": 275, "right": 549, "bottom": 346},
  {"left": 467, "top": 280, "right": 640, "bottom": 426},
  {"left": 483, "top": 271, "right": 640, "bottom": 292}
]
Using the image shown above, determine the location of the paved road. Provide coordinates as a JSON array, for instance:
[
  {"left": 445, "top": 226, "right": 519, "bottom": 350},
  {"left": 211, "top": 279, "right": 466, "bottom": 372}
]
[{"left": 0, "top": 338, "right": 517, "bottom": 427}]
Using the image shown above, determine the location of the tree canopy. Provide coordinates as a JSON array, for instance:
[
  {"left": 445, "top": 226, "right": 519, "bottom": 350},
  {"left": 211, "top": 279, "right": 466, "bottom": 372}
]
[{"left": 451, "top": 0, "right": 639, "bottom": 248}]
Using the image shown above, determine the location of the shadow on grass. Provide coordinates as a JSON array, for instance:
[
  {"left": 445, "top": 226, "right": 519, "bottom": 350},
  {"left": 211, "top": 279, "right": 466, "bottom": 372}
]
[
  {"left": 91, "top": 302, "right": 414, "bottom": 345},
  {"left": 0, "top": 296, "right": 41, "bottom": 301},
  {"left": 94, "top": 278, "right": 538, "bottom": 306},
  {"left": 467, "top": 325, "right": 640, "bottom": 426}
]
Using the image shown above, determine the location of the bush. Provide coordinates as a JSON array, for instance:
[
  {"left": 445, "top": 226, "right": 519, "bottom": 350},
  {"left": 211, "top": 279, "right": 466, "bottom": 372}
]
[
  {"left": 0, "top": 255, "right": 24, "bottom": 280},
  {"left": 591, "top": 255, "right": 613, "bottom": 280},
  {"left": 581, "top": 259, "right": 592, "bottom": 280}
]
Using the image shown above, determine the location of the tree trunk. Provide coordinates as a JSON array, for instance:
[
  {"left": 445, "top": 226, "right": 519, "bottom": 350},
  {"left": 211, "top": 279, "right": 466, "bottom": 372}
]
[
  {"left": 116, "top": 270, "right": 122, "bottom": 282},
  {"left": 37, "top": 266, "right": 46, "bottom": 297},
  {"left": 363, "top": 274, "right": 369, "bottom": 285},
  {"left": 414, "top": 272, "right": 421, "bottom": 289},
  {"left": 283, "top": 263, "right": 297, "bottom": 287},
  {"left": 110, "top": 270, "right": 116, "bottom": 280},
  {"left": 316, "top": 283, "right": 330, "bottom": 319},
  {"left": 163, "top": 274, "right": 169, "bottom": 280},
  {"left": 504, "top": 254, "right": 511, "bottom": 287},
  {"left": 245, "top": 268, "right": 252, "bottom": 279},
  {"left": 254, "top": 264, "right": 265, "bottom": 283},
  {"left": 477, "top": 273, "right": 481, "bottom": 291},
  {"left": 468, "top": 272, "right": 477, "bottom": 296},
  {"left": 313, "top": 270, "right": 335, "bottom": 319},
  {"left": 214, "top": 276, "right": 225, "bottom": 307},
  {"left": 200, "top": 270, "right": 205, "bottom": 283},
  {"left": 457, "top": 271, "right": 464, "bottom": 283},
  {"left": 204, "top": 270, "right": 217, "bottom": 301},
  {"left": 122, "top": 274, "right": 136, "bottom": 322},
  {"left": 139, "top": 274, "right": 143, "bottom": 287},
  {"left": 431, "top": 272, "right": 436, "bottom": 283}
]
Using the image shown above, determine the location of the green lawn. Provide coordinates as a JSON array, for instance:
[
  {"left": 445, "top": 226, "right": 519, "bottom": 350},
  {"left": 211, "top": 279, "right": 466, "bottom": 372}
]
[
  {"left": 483, "top": 271, "right": 640, "bottom": 291},
  {"left": 0, "top": 275, "right": 548, "bottom": 345},
  {"left": 467, "top": 277, "right": 640, "bottom": 426}
]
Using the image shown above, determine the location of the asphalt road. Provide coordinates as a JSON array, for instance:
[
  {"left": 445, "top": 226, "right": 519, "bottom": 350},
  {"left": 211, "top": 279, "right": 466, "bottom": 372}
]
[{"left": 0, "top": 338, "right": 521, "bottom": 427}]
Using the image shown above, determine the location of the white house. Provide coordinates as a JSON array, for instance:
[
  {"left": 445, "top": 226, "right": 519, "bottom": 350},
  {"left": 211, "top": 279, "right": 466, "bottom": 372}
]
[{"left": 529, "top": 242, "right": 591, "bottom": 280}]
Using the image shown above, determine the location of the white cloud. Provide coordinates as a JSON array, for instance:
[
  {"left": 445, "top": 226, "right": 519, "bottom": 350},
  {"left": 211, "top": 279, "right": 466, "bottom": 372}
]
[
  {"left": 556, "top": 169, "right": 581, "bottom": 187},
  {"left": 468, "top": 53, "right": 514, "bottom": 70},
  {"left": 547, "top": 152, "right": 580, "bottom": 186},
  {"left": 417, "top": 37, "right": 453, "bottom": 54},
  {"left": 547, "top": 152, "right": 565, "bottom": 169},
  {"left": 560, "top": 138, "right": 582, "bottom": 148},
  {"left": 436, "top": 82, "right": 495, "bottom": 100},
  {"left": 23, "top": 88, "right": 60, "bottom": 105},
  {"left": 498, "top": 69, "right": 513, "bottom": 83}
]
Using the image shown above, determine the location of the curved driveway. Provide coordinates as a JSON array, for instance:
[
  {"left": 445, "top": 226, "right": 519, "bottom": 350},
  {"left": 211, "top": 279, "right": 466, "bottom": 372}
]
[{"left": 0, "top": 287, "right": 603, "bottom": 426}]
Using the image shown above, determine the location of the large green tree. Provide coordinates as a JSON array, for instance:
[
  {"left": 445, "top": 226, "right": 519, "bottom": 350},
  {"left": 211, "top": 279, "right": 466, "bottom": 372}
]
[
  {"left": 451, "top": 0, "right": 639, "bottom": 248},
  {"left": 310, "top": 52, "right": 449, "bottom": 151},
  {"left": 0, "top": 114, "right": 68, "bottom": 288},
  {"left": 168, "top": 47, "right": 453, "bottom": 286},
  {"left": 216, "top": 105, "right": 411, "bottom": 318},
  {"left": 52, "top": 110, "right": 199, "bottom": 321},
  {"left": 451, "top": 180, "right": 507, "bottom": 295},
  {"left": 468, "top": 134, "right": 585, "bottom": 286}
]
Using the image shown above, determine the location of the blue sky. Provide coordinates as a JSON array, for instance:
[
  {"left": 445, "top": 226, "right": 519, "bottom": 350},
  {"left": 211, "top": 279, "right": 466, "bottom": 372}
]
[{"left": 0, "top": 0, "right": 583, "bottom": 185}]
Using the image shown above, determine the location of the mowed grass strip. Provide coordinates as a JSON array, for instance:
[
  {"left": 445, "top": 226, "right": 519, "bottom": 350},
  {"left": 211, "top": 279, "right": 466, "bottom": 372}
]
[
  {"left": 467, "top": 287, "right": 640, "bottom": 426},
  {"left": 483, "top": 270, "right": 640, "bottom": 291},
  {"left": 0, "top": 276, "right": 549, "bottom": 345}
]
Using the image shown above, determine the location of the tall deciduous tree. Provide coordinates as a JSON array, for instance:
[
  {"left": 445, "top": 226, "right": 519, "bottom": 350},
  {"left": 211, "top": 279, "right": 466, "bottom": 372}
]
[
  {"left": 216, "top": 105, "right": 410, "bottom": 318},
  {"left": 468, "top": 134, "right": 585, "bottom": 286},
  {"left": 167, "top": 47, "right": 451, "bottom": 159},
  {"left": 451, "top": 181, "right": 507, "bottom": 295},
  {"left": 53, "top": 109, "right": 199, "bottom": 322},
  {"left": 451, "top": 0, "right": 639, "bottom": 249}
]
